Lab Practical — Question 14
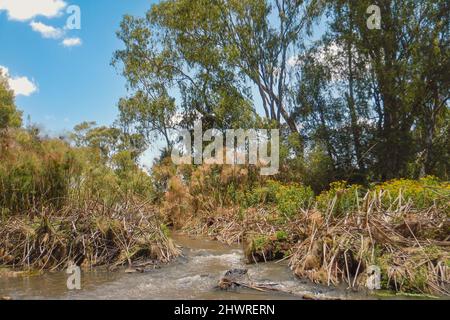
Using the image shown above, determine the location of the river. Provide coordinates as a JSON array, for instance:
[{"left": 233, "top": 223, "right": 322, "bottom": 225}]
[{"left": 0, "top": 233, "right": 375, "bottom": 300}]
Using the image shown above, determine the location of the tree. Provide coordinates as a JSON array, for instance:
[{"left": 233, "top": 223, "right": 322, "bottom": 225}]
[
  {"left": 0, "top": 71, "right": 22, "bottom": 131},
  {"left": 113, "top": 0, "right": 323, "bottom": 155},
  {"left": 116, "top": 91, "right": 176, "bottom": 150},
  {"left": 72, "top": 121, "right": 146, "bottom": 168},
  {"left": 344, "top": 0, "right": 449, "bottom": 179},
  {"left": 113, "top": 0, "right": 449, "bottom": 183},
  {"left": 313, "top": 0, "right": 450, "bottom": 180}
]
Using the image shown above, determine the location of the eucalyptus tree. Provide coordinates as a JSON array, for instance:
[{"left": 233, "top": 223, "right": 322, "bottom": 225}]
[
  {"left": 113, "top": 0, "right": 449, "bottom": 180},
  {"left": 113, "top": 0, "right": 323, "bottom": 155},
  {"left": 72, "top": 121, "right": 146, "bottom": 169},
  {"left": 345, "top": 0, "right": 449, "bottom": 179},
  {"left": 319, "top": 0, "right": 450, "bottom": 180}
]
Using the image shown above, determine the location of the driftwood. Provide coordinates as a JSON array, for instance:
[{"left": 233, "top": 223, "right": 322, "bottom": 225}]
[{"left": 218, "top": 269, "right": 340, "bottom": 300}]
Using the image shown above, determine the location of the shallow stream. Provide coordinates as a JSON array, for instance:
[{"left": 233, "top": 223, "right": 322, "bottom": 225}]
[{"left": 0, "top": 234, "right": 376, "bottom": 300}]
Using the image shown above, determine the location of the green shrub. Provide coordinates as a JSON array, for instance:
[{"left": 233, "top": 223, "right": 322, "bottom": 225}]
[
  {"left": 274, "top": 183, "right": 314, "bottom": 217},
  {"left": 240, "top": 180, "right": 314, "bottom": 216},
  {"left": 0, "top": 128, "right": 156, "bottom": 215},
  {"left": 240, "top": 186, "right": 270, "bottom": 208},
  {"left": 0, "top": 133, "right": 80, "bottom": 213},
  {"left": 374, "top": 176, "right": 450, "bottom": 210},
  {"left": 316, "top": 181, "right": 362, "bottom": 216}
]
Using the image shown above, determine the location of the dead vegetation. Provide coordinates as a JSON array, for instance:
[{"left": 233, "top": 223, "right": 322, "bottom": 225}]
[
  {"left": 290, "top": 190, "right": 449, "bottom": 296},
  {"left": 0, "top": 199, "right": 180, "bottom": 271}
]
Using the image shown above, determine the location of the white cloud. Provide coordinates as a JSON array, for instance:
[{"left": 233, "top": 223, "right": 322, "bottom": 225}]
[
  {"left": 9, "top": 77, "right": 38, "bottom": 96},
  {"left": 30, "top": 21, "right": 63, "bottom": 39},
  {"left": 1, "top": 0, "right": 82, "bottom": 46},
  {"left": 0, "top": 0, "right": 66, "bottom": 21},
  {"left": 0, "top": 65, "right": 38, "bottom": 97},
  {"left": 62, "top": 37, "right": 82, "bottom": 47},
  {"left": 315, "top": 42, "right": 342, "bottom": 66},
  {"left": 312, "top": 42, "right": 370, "bottom": 83}
]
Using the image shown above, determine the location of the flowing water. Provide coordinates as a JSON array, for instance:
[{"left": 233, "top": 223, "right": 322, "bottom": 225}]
[{"left": 0, "top": 234, "right": 371, "bottom": 300}]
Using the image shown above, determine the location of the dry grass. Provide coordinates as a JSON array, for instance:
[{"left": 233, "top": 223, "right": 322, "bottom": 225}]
[
  {"left": 290, "top": 190, "right": 449, "bottom": 295},
  {"left": 0, "top": 199, "right": 180, "bottom": 271}
]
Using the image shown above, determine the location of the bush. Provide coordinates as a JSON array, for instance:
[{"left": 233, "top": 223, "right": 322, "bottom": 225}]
[
  {"left": 242, "top": 180, "right": 314, "bottom": 217},
  {"left": 0, "top": 128, "right": 156, "bottom": 216},
  {"left": 0, "top": 131, "right": 80, "bottom": 213},
  {"left": 274, "top": 183, "right": 314, "bottom": 217},
  {"left": 374, "top": 176, "right": 450, "bottom": 210},
  {"left": 316, "top": 181, "right": 362, "bottom": 216}
]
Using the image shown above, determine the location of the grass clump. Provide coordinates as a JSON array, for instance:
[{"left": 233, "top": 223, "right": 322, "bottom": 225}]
[
  {"left": 0, "top": 200, "right": 180, "bottom": 271},
  {"left": 290, "top": 189, "right": 449, "bottom": 296}
]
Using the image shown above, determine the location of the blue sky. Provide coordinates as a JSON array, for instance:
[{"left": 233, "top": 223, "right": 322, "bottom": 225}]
[{"left": 0, "top": 0, "right": 155, "bottom": 136}]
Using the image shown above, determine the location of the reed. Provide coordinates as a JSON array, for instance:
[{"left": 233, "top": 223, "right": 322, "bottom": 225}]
[
  {"left": 0, "top": 199, "right": 180, "bottom": 271},
  {"left": 290, "top": 190, "right": 449, "bottom": 295}
]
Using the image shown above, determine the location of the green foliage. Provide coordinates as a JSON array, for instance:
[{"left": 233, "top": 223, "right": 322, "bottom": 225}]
[
  {"left": 314, "top": 177, "right": 450, "bottom": 217},
  {"left": 0, "top": 121, "right": 155, "bottom": 216},
  {"left": 242, "top": 180, "right": 314, "bottom": 217},
  {"left": 275, "top": 230, "right": 288, "bottom": 241},
  {"left": 253, "top": 235, "right": 269, "bottom": 251},
  {"left": 274, "top": 183, "right": 314, "bottom": 217},
  {"left": 375, "top": 176, "right": 450, "bottom": 210},
  {"left": 301, "top": 146, "right": 337, "bottom": 193},
  {"left": 0, "top": 131, "right": 80, "bottom": 213},
  {"left": 316, "top": 181, "right": 362, "bottom": 216},
  {"left": 244, "top": 231, "right": 290, "bottom": 263},
  {"left": 160, "top": 223, "right": 171, "bottom": 238},
  {"left": 240, "top": 185, "right": 273, "bottom": 208},
  {"left": 0, "top": 72, "right": 22, "bottom": 131}
]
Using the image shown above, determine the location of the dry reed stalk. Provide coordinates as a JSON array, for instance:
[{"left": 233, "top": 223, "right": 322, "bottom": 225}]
[
  {"left": 0, "top": 199, "right": 180, "bottom": 271},
  {"left": 289, "top": 191, "right": 449, "bottom": 295}
]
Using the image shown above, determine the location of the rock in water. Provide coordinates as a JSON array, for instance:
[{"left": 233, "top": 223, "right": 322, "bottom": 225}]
[
  {"left": 218, "top": 269, "right": 248, "bottom": 290},
  {"left": 224, "top": 269, "right": 248, "bottom": 278}
]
